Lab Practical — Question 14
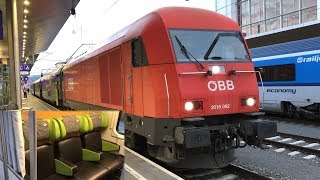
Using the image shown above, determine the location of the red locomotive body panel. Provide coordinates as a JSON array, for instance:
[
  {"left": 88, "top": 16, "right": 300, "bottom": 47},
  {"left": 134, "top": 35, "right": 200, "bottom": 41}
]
[
  {"left": 176, "top": 63, "right": 259, "bottom": 118},
  {"left": 62, "top": 7, "right": 258, "bottom": 118}
]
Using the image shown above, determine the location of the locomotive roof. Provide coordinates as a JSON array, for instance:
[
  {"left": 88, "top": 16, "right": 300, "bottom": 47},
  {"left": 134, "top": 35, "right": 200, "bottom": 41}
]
[
  {"left": 64, "top": 7, "right": 240, "bottom": 68},
  {"left": 154, "top": 7, "right": 239, "bottom": 30}
]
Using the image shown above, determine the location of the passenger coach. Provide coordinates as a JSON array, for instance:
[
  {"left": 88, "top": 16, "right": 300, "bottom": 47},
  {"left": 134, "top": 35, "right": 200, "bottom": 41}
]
[{"left": 252, "top": 37, "right": 320, "bottom": 119}]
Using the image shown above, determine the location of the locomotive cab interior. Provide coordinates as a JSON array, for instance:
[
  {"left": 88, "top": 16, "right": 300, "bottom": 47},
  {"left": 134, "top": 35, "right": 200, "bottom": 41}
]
[{"left": 22, "top": 111, "right": 124, "bottom": 179}]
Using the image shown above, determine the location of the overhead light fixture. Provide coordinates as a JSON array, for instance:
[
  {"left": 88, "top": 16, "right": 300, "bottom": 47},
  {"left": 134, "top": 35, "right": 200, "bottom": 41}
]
[
  {"left": 23, "top": 39, "right": 26, "bottom": 42},
  {"left": 23, "top": 35, "right": 26, "bottom": 38},
  {"left": 24, "top": 0, "right": 30, "bottom": 5},
  {"left": 23, "top": 31, "right": 27, "bottom": 35},
  {"left": 23, "top": 25, "right": 28, "bottom": 28},
  {"left": 23, "top": 9, "right": 29, "bottom": 14},
  {"left": 23, "top": 19, "right": 28, "bottom": 23}
]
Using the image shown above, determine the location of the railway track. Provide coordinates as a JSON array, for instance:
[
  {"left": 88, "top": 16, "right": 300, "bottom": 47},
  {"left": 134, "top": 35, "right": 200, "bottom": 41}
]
[
  {"left": 263, "top": 132, "right": 320, "bottom": 158},
  {"left": 131, "top": 147, "right": 273, "bottom": 180},
  {"left": 260, "top": 115, "right": 320, "bottom": 127},
  {"left": 175, "top": 164, "right": 272, "bottom": 180}
]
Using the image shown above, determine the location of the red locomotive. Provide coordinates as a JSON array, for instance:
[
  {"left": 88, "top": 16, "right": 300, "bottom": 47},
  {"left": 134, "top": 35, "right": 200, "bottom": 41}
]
[{"left": 32, "top": 7, "right": 277, "bottom": 169}]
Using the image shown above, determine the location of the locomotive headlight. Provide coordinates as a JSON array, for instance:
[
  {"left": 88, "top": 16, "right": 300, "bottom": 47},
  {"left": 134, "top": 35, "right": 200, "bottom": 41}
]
[
  {"left": 246, "top": 97, "right": 256, "bottom": 106},
  {"left": 209, "top": 65, "right": 226, "bottom": 74},
  {"left": 184, "top": 101, "right": 194, "bottom": 111}
]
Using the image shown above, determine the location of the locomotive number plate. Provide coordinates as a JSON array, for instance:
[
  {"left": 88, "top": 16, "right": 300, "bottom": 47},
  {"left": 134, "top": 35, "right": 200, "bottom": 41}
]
[{"left": 210, "top": 104, "right": 231, "bottom": 110}]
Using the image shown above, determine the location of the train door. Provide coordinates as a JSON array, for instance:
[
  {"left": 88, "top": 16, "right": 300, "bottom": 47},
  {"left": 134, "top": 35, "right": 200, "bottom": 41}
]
[
  {"left": 122, "top": 42, "right": 133, "bottom": 114},
  {"left": 122, "top": 38, "right": 145, "bottom": 116},
  {"left": 130, "top": 38, "right": 145, "bottom": 116},
  {"left": 40, "top": 80, "right": 43, "bottom": 98}
]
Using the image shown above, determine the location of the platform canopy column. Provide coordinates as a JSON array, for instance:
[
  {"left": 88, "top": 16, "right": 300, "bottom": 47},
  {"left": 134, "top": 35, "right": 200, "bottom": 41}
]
[{"left": 6, "top": 0, "right": 21, "bottom": 109}]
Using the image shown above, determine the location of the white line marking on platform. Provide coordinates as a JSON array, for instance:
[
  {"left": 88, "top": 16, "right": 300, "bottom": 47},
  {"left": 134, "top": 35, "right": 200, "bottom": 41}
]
[
  {"left": 290, "top": 140, "right": 305, "bottom": 145},
  {"left": 124, "top": 164, "right": 148, "bottom": 180},
  {"left": 303, "top": 155, "right": 317, "bottom": 160},
  {"left": 267, "top": 145, "right": 273, "bottom": 148},
  {"left": 215, "top": 174, "right": 238, "bottom": 180},
  {"left": 275, "top": 148, "right": 286, "bottom": 152},
  {"left": 303, "top": 143, "right": 319, "bottom": 148},
  {"left": 266, "top": 136, "right": 280, "bottom": 140},
  {"left": 279, "top": 138, "right": 292, "bottom": 142},
  {"left": 125, "top": 147, "right": 184, "bottom": 180},
  {"left": 288, "top": 151, "right": 300, "bottom": 156}
]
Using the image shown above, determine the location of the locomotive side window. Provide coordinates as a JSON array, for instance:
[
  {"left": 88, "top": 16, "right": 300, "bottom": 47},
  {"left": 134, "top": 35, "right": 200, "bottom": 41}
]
[
  {"left": 255, "top": 64, "right": 296, "bottom": 82},
  {"left": 131, "top": 37, "right": 148, "bottom": 67},
  {"left": 117, "top": 112, "right": 125, "bottom": 135}
]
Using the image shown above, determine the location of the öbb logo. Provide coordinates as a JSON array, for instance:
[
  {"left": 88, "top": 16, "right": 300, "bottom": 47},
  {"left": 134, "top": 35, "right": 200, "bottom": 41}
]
[{"left": 208, "top": 80, "right": 235, "bottom": 91}]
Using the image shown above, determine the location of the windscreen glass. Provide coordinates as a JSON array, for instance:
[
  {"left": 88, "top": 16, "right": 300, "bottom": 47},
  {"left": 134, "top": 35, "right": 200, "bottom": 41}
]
[{"left": 169, "top": 29, "right": 250, "bottom": 62}]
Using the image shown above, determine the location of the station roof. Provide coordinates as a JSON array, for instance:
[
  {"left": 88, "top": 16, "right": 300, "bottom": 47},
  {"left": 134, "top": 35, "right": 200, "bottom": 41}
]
[{"left": 18, "top": 0, "right": 80, "bottom": 63}]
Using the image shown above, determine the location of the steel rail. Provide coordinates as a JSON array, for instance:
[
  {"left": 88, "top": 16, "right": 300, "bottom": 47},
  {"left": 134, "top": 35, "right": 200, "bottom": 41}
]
[
  {"left": 227, "top": 164, "right": 273, "bottom": 180},
  {"left": 176, "top": 164, "right": 272, "bottom": 180},
  {"left": 260, "top": 115, "right": 320, "bottom": 127},
  {"left": 263, "top": 139, "right": 320, "bottom": 157},
  {"left": 278, "top": 132, "right": 320, "bottom": 144}
]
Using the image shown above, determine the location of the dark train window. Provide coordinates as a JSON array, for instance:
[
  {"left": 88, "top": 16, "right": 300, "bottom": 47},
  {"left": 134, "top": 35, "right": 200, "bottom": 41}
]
[
  {"left": 255, "top": 64, "right": 296, "bottom": 82},
  {"left": 131, "top": 37, "right": 148, "bottom": 67},
  {"left": 117, "top": 112, "right": 125, "bottom": 135}
]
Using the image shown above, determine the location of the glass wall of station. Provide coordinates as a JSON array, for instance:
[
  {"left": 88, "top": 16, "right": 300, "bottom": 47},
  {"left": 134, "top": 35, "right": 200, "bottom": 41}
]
[
  {"left": 0, "top": 0, "right": 11, "bottom": 109},
  {"left": 0, "top": 59, "right": 10, "bottom": 109},
  {"left": 215, "top": 0, "right": 319, "bottom": 36}
]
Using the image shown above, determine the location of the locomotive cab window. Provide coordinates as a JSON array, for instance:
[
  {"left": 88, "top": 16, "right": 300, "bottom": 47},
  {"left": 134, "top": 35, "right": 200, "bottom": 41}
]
[
  {"left": 255, "top": 64, "right": 296, "bottom": 82},
  {"left": 131, "top": 37, "right": 148, "bottom": 67},
  {"left": 169, "top": 29, "right": 250, "bottom": 62}
]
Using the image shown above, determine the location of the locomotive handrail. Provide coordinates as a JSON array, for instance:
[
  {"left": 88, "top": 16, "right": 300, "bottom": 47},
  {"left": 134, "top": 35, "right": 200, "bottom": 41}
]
[
  {"left": 179, "top": 71, "right": 208, "bottom": 75},
  {"left": 164, "top": 74, "right": 170, "bottom": 117},
  {"left": 232, "top": 70, "right": 265, "bottom": 110}
]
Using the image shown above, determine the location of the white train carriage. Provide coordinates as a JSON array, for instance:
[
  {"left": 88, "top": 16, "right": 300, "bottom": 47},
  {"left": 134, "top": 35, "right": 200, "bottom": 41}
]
[{"left": 252, "top": 37, "right": 320, "bottom": 119}]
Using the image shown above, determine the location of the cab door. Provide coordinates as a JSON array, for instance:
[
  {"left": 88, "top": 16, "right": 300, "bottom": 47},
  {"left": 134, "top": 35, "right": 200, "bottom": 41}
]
[
  {"left": 121, "top": 38, "right": 147, "bottom": 116},
  {"left": 130, "top": 38, "right": 146, "bottom": 117},
  {"left": 122, "top": 42, "right": 133, "bottom": 114}
]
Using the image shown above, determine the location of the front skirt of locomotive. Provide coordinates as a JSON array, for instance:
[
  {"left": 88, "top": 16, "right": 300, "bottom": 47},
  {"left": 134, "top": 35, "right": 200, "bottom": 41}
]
[{"left": 125, "top": 115, "right": 277, "bottom": 169}]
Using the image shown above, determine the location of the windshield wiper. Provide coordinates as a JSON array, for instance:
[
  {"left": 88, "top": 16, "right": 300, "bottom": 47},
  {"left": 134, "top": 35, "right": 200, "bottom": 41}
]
[
  {"left": 209, "top": 56, "right": 223, "bottom": 60},
  {"left": 207, "top": 57, "right": 248, "bottom": 61},
  {"left": 234, "top": 57, "right": 248, "bottom": 61},
  {"left": 175, "top": 35, "right": 204, "bottom": 69}
]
